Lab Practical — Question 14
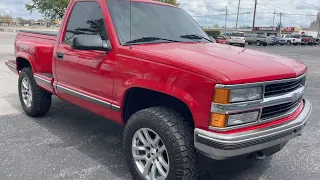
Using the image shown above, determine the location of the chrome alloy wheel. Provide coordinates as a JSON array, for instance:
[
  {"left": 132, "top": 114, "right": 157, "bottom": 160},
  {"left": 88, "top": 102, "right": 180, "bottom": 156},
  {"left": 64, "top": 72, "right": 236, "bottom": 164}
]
[
  {"left": 21, "top": 77, "right": 32, "bottom": 107},
  {"left": 132, "top": 128, "right": 169, "bottom": 180}
]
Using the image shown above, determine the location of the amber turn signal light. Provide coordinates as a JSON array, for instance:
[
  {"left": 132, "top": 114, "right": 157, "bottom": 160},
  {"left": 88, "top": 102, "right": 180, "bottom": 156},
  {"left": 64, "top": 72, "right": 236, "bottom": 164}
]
[
  {"left": 210, "top": 113, "right": 228, "bottom": 128},
  {"left": 213, "top": 88, "right": 230, "bottom": 104}
]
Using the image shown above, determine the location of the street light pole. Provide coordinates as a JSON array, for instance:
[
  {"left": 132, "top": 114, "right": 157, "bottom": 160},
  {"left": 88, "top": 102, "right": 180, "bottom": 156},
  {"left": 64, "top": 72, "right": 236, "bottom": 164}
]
[
  {"left": 279, "top": 13, "right": 283, "bottom": 35},
  {"left": 236, "top": 0, "right": 241, "bottom": 29},
  {"left": 225, "top": 6, "right": 228, "bottom": 34},
  {"left": 252, "top": 0, "right": 257, "bottom": 34},
  {"left": 318, "top": 18, "right": 320, "bottom": 38}
]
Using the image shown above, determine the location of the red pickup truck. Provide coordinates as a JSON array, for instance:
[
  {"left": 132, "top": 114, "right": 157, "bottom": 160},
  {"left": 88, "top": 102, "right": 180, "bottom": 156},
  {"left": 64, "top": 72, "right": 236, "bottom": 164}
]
[{"left": 5, "top": 0, "right": 312, "bottom": 179}]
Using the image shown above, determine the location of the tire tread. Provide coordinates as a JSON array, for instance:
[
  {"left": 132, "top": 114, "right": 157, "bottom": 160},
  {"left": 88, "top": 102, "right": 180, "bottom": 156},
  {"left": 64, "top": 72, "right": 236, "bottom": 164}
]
[
  {"left": 124, "top": 107, "right": 198, "bottom": 180},
  {"left": 18, "top": 67, "right": 51, "bottom": 117}
]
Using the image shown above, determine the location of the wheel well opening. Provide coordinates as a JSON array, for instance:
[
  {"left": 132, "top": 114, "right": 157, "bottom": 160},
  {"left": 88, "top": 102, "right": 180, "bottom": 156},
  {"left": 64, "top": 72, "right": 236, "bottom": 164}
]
[
  {"left": 123, "top": 88, "right": 194, "bottom": 128},
  {"left": 17, "top": 57, "right": 31, "bottom": 71}
]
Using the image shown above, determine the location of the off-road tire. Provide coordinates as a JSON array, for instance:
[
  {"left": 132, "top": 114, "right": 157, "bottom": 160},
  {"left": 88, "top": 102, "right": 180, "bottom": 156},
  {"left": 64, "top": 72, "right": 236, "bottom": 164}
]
[
  {"left": 18, "top": 67, "right": 52, "bottom": 117},
  {"left": 124, "top": 107, "right": 198, "bottom": 180}
]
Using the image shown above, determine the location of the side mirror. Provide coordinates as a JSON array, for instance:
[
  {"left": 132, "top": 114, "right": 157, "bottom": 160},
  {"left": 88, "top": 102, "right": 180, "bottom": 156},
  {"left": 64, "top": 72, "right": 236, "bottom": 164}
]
[{"left": 72, "top": 35, "right": 111, "bottom": 51}]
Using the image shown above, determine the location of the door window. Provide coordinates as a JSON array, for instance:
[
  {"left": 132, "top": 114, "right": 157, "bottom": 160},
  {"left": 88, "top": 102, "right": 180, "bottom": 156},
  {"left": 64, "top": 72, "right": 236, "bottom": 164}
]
[{"left": 64, "top": 2, "right": 108, "bottom": 44}]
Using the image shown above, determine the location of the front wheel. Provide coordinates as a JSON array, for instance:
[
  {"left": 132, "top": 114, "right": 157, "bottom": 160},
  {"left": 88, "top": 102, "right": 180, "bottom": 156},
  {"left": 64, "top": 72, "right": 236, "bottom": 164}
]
[
  {"left": 256, "top": 41, "right": 261, "bottom": 46},
  {"left": 124, "top": 107, "right": 198, "bottom": 180},
  {"left": 18, "top": 67, "right": 52, "bottom": 117}
]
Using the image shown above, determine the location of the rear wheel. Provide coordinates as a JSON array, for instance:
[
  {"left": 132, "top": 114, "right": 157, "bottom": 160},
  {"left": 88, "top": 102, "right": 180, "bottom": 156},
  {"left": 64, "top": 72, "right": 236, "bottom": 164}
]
[
  {"left": 18, "top": 67, "right": 52, "bottom": 117},
  {"left": 124, "top": 107, "right": 198, "bottom": 180},
  {"left": 287, "top": 41, "right": 291, "bottom": 45}
]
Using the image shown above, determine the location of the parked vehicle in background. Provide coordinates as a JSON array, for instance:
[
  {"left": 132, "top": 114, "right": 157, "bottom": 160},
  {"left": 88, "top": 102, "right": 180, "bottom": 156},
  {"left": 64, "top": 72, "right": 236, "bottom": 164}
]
[
  {"left": 230, "top": 32, "right": 246, "bottom": 47},
  {"left": 215, "top": 35, "right": 229, "bottom": 44},
  {"left": 275, "top": 36, "right": 286, "bottom": 46},
  {"left": 4, "top": 0, "right": 312, "bottom": 179},
  {"left": 316, "top": 38, "right": 320, "bottom": 45},
  {"left": 307, "top": 36, "right": 316, "bottom": 45},
  {"left": 294, "top": 35, "right": 313, "bottom": 45},
  {"left": 246, "top": 34, "right": 275, "bottom": 46},
  {"left": 280, "top": 34, "right": 301, "bottom": 45}
]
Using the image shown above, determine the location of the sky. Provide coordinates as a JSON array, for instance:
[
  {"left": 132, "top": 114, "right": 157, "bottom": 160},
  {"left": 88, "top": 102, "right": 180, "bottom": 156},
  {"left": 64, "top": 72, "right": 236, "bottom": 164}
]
[{"left": 0, "top": 0, "right": 319, "bottom": 28}]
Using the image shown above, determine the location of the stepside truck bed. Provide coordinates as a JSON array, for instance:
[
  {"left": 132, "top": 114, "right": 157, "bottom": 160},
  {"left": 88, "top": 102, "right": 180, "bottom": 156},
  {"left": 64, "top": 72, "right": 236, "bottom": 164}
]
[{"left": 19, "top": 30, "right": 58, "bottom": 37}]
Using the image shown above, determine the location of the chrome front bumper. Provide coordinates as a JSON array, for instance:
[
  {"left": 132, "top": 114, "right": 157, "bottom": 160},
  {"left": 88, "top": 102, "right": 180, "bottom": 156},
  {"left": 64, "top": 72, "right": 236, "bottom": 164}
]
[{"left": 194, "top": 99, "right": 312, "bottom": 160}]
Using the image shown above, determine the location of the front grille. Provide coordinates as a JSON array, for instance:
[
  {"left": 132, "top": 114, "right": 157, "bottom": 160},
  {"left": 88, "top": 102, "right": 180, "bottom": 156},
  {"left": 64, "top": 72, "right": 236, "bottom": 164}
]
[
  {"left": 264, "top": 77, "right": 305, "bottom": 97},
  {"left": 261, "top": 98, "right": 302, "bottom": 120}
]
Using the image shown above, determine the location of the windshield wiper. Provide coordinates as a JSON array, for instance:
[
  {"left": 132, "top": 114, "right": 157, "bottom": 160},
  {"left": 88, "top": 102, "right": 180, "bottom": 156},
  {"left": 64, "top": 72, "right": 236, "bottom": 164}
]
[
  {"left": 124, "top": 37, "right": 180, "bottom": 45},
  {"left": 180, "top": 34, "right": 212, "bottom": 42}
]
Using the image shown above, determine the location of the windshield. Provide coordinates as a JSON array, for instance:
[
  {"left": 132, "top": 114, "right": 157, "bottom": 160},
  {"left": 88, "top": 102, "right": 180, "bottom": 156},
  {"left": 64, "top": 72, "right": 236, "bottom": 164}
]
[
  {"left": 231, "top": 33, "right": 244, "bottom": 37},
  {"left": 107, "top": 0, "right": 210, "bottom": 45}
]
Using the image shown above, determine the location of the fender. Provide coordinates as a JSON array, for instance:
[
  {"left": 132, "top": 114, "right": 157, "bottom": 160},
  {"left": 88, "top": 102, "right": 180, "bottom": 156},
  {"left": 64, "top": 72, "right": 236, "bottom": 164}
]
[
  {"left": 115, "top": 59, "right": 216, "bottom": 129},
  {"left": 16, "top": 52, "right": 35, "bottom": 72},
  {"left": 16, "top": 40, "right": 54, "bottom": 74}
]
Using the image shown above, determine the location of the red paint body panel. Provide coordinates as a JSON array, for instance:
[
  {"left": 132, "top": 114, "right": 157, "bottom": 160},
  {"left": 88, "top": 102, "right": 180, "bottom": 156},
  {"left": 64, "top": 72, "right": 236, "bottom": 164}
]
[
  {"left": 34, "top": 74, "right": 55, "bottom": 94},
  {"left": 15, "top": 33, "right": 56, "bottom": 74},
  {"left": 13, "top": 0, "right": 308, "bottom": 132}
]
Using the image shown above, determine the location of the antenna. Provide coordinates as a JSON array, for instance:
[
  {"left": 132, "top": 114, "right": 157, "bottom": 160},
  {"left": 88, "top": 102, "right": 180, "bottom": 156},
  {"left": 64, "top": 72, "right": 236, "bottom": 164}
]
[{"left": 129, "top": 0, "right": 132, "bottom": 49}]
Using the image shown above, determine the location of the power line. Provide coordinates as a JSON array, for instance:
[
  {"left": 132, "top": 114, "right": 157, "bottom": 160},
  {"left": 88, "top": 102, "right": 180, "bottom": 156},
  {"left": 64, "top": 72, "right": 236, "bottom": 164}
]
[
  {"left": 296, "top": 0, "right": 320, "bottom": 10},
  {"left": 193, "top": 12, "right": 250, "bottom": 17}
]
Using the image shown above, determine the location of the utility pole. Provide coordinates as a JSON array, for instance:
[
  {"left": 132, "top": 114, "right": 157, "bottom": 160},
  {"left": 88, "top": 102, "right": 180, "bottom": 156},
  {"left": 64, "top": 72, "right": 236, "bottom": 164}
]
[
  {"left": 204, "top": 12, "right": 207, "bottom": 29},
  {"left": 279, "top": 13, "right": 283, "bottom": 35},
  {"left": 225, "top": 6, "right": 228, "bottom": 34},
  {"left": 317, "top": 19, "right": 320, "bottom": 38},
  {"left": 273, "top": 9, "right": 275, "bottom": 27},
  {"left": 236, "top": 0, "right": 241, "bottom": 29},
  {"left": 252, "top": 0, "right": 257, "bottom": 34}
]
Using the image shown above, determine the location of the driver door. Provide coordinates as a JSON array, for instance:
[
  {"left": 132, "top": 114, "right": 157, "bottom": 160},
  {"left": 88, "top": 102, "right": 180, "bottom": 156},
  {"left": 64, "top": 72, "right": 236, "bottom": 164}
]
[{"left": 55, "top": 1, "right": 115, "bottom": 103}]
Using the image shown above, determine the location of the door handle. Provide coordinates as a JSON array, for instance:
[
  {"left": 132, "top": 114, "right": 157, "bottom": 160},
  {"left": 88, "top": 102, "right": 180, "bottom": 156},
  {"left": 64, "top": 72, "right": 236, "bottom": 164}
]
[{"left": 57, "top": 52, "right": 64, "bottom": 60}]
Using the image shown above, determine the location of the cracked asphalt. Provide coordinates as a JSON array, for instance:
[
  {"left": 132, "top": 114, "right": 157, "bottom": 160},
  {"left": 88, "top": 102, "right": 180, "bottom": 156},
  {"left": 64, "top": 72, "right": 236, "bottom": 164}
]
[{"left": 0, "top": 32, "right": 320, "bottom": 180}]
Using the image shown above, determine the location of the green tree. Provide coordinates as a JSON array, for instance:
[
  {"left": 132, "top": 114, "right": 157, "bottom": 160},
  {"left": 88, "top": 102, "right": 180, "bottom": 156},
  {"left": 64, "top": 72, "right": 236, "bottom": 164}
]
[
  {"left": 213, "top": 24, "right": 220, "bottom": 28},
  {"left": 26, "top": 0, "right": 69, "bottom": 19},
  {"left": 155, "top": 0, "right": 178, "bottom": 6}
]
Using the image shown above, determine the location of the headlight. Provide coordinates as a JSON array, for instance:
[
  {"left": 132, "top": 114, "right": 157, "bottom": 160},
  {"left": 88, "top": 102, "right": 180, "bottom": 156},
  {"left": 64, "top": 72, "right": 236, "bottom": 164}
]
[
  {"left": 213, "top": 86, "right": 263, "bottom": 104},
  {"left": 229, "top": 87, "right": 262, "bottom": 103}
]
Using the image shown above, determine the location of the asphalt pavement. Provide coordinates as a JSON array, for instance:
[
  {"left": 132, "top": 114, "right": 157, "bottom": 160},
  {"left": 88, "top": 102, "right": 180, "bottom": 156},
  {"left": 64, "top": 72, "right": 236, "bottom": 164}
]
[{"left": 1, "top": 32, "right": 320, "bottom": 180}]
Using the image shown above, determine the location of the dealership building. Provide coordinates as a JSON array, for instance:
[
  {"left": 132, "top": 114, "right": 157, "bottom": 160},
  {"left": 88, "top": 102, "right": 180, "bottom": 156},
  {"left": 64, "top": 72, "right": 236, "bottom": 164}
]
[{"left": 252, "top": 27, "right": 302, "bottom": 36}]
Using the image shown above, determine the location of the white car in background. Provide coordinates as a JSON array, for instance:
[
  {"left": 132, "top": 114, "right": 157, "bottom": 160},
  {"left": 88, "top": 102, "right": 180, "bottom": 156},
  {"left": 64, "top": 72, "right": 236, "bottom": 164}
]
[
  {"left": 280, "top": 34, "right": 301, "bottom": 45},
  {"left": 229, "top": 32, "right": 246, "bottom": 47}
]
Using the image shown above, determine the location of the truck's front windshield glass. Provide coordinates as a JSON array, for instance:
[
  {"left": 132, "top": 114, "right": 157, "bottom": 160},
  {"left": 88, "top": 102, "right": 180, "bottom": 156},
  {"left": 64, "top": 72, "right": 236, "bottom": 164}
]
[{"left": 107, "top": 0, "right": 211, "bottom": 45}]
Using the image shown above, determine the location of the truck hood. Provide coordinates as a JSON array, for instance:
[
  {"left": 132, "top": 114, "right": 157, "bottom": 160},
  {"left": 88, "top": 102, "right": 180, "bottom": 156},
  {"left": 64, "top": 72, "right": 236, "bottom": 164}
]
[{"left": 134, "top": 42, "right": 307, "bottom": 84}]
